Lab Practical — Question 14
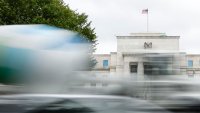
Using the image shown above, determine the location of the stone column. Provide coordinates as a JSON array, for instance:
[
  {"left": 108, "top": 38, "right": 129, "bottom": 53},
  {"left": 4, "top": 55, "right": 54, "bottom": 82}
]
[
  {"left": 137, "top": 62, "right": 144, "bottom": 75},
  {"left": 116, "top": 53, "right": 124, "bottom": 73},
  {"left": 124, "top": 61, "right": 130, "bottom": 74}
]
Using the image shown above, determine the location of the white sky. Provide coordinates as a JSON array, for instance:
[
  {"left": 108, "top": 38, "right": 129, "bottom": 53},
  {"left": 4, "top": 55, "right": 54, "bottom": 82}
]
[{"left": 64, "top": 0, "right": 200, "bottom": 54}]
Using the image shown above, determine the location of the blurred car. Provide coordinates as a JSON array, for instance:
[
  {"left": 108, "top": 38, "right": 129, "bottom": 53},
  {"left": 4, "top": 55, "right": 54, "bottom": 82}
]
[
  {"left": 156, "top": 93, "right": 200, "bottom": 113},
  {"left": 0, "top": 94, "right": 171, "bottom": 113}
]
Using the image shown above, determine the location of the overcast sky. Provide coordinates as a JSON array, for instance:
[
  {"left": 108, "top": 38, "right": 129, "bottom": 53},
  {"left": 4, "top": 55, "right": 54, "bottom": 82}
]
[{"left": 64, "top": 0, "right": 200, "bottom": 54}]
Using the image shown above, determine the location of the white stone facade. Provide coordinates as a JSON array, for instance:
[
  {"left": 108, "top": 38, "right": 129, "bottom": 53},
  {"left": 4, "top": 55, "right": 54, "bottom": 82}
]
[{"left": 93, "top": 33, "right": 199, "bottom": 75}]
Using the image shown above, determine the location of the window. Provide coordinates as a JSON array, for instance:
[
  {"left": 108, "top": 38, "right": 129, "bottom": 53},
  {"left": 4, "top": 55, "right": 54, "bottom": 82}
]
[
  {"left": 130, "top": 65, "right": 137, "bottom": 73},
  {"left": 103, "top": 60, "right": 109, "bottom": 68},
  {"left": 188, "top": 60, "right": 193, "bottom": 67}
]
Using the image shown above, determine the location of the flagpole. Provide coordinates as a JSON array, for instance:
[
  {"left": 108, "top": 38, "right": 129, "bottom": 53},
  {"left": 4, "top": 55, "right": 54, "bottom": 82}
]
[
  {"left": 147, "top": 10, "right": 149, "bottom": 32},
  {"left": 142, "top": 8, "right": 149, "bottom": 32}
]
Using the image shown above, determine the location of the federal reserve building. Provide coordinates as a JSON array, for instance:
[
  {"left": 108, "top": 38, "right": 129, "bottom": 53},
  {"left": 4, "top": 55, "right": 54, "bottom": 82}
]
[{"left": 93, "top": 33, "right": 200, "bottom": 75}]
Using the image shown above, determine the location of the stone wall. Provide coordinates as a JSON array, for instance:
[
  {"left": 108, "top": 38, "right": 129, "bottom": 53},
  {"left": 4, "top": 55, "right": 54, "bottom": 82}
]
[{"left": 93, "top": 54, "right": 111, "bottom": 72}]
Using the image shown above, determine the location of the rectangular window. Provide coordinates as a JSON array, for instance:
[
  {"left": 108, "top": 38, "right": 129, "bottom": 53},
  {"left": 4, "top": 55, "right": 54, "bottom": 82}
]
[
  {"left": 130, "top": 65, "right": 137, "bottom": 73},
  {"left": 103, "top": 60, "right": 109, "bottom": 68},
  {"left": 188, "top": 60, "right": 193, "bottom": 67}
]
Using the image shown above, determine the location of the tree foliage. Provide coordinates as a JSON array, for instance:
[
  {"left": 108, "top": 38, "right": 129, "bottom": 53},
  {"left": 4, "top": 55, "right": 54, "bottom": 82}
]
[{"left": 0, "top": 0, "right": 97, "bottom": 42}]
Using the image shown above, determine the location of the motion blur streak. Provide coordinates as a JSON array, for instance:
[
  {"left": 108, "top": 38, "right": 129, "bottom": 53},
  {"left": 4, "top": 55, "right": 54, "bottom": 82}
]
[
  {"left": 87, "top": 74, "right": 200, "bottom": 113},
  {"left": 0, "top": 25, "right": 90, "bottom": 93}
]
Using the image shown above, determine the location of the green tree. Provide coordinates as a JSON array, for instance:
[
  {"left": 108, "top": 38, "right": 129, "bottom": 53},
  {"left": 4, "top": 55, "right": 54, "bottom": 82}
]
[{"left": 0, "top": 0, "right": 97, "bottom": 69}]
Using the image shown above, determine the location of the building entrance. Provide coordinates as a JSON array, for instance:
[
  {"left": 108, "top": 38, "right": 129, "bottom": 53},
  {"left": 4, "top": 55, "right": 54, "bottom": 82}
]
[
  {"left": 144, "top": 64, "right": 160, "bottom": 75},
  {"left": 144, "top": 62, "right": 171, "bottom": 75}
]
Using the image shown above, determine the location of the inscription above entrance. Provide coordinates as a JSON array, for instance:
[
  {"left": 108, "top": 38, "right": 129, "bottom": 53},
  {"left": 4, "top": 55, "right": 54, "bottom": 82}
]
[{"left": 144, "top": 42, "right": 152, "bottom": 49}]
